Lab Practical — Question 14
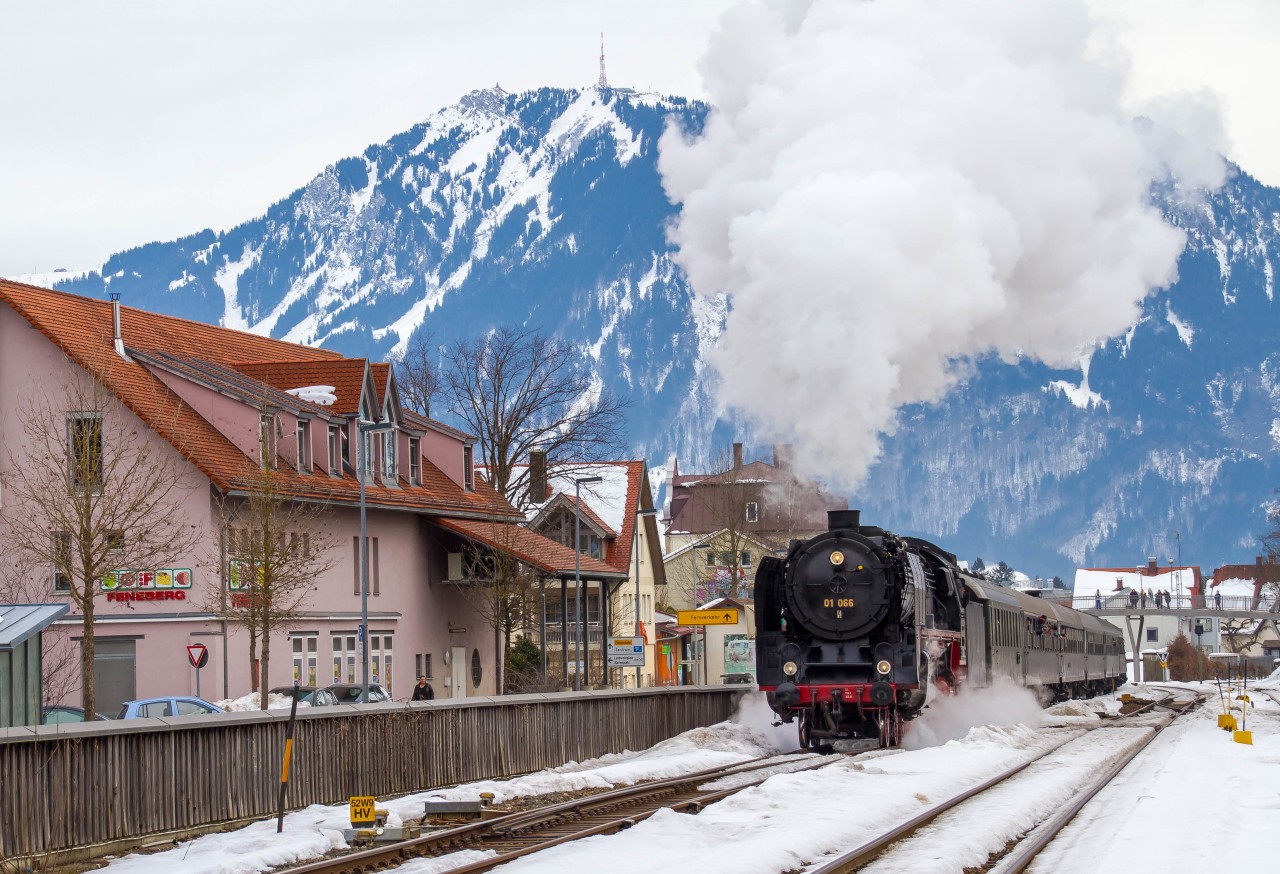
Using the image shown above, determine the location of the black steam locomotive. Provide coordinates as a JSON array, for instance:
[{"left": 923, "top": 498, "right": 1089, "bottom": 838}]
[{"left": 755, "top": 510, "right": 1125, "bottom": 748}]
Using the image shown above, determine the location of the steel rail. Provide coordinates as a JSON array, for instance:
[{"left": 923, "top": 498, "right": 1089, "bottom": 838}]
[
  {"left": 280, "top": 751, "right": 818, "bottom": 874},
  {"left": 807, "top": 691, "right": 1202, "bottom": 874},
  {"left": 990, "top": 691, "right": 1205, "bottom": 874}
]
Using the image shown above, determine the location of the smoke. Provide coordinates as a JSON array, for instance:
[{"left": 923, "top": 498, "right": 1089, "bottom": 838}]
[
  {"left": 901, "top": 677, "right": 1044, "bottom": 749},
  {"left": 659, "top": 0, "right": 1226, "bottom": 488}
]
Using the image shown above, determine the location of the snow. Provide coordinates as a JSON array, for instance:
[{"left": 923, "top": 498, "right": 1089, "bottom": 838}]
[{"left": 96, "top": 684, "right": 1278, "bottom": 874}]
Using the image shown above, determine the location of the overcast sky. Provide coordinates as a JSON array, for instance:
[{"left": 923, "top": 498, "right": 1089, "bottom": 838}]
[{"left": 2, "top": 0, "right": 1276, "bottom": 278}]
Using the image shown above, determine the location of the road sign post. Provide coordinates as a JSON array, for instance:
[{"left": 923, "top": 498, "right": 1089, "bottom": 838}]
[
  {"left": 606, "top": 637, "right": 646, "bottom": 668},
  {"left": 186, "top": 643, "right": 209, "bottom": 698}
]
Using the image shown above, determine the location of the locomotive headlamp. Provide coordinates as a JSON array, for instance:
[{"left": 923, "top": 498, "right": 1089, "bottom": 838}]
[
  {"left": 783, "top": 661, "right": 799, "bottom": 676},
  {"left": 876, "top": 659, "right": 892, "bottom": 676},
  {"left": 830, "top": 550, "right": 845, "bottom": 566}
]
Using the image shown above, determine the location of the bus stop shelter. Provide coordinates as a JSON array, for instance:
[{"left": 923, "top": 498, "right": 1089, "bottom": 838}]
[{"left": 0, "top": 603, "right": 69, "bottom": 727}]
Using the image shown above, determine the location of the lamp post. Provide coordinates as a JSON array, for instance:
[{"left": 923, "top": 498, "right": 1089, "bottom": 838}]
[
  {"left": 574, "top": 475, "right": 603, "bottom": 691},
  {"left": 633, "top": 508, "right": 659, "bottom": 688},
  {"left": 358, "top": 420, "right": 395, "bottom": 703}
]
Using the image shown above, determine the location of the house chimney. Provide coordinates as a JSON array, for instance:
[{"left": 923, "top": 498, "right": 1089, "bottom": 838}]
[
  {"left": 1257, "top": 555, "right": 1264, "bottom": 566},
  {"left": 110, "top": 293, "right": 131, "bottom": 361},
  {"left": 773, "top": 444, "right": 793, "bottom": 469},
  {"left": 528, "top": 450, "right": 548, "bottom": 503},
  {"left": 1146, "top": 557, "right": 1157, "bottom": 574},
  {"left": 732, "top": 442, "right": 743, "bottom": 468},
  {"left": 1115, "top": 578, "right": 1123, "bottom": 591}
]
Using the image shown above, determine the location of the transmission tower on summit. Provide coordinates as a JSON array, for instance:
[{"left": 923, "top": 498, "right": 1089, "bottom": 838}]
[{"left": 598, "top": 32, "right": 609, "bottom": 89}]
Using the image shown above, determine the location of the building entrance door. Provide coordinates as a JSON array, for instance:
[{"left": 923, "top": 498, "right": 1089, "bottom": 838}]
[{"left": 93, "top": 638, "right": 136, "bottom": 716}]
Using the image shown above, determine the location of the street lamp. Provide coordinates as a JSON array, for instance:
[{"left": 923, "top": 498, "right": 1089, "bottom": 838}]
[
  {"left": 574, "top": 475, "right": 603, "bottom": 691},
  {"left": 633, "top": 508, "right": 659, "bottom": 688},
  {"left": 358, "top": 419, "right": 395, "bottom": 703}
]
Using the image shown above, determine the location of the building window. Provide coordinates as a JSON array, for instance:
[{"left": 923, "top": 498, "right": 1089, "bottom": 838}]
[
  {"left": 371, "top": 633, "right": 393, "bottom": 692},
  {"left": 352, "top": 536, "right": 379, "bottom": 596},
  {"left": 463, "top": 445, "right": 474, "bottom": 491},
  {"left": 471, "top": 648, "right": 482, "bottom": 688},
  {"left": 297, "top": 420, "right": 310, "bottom": 473},
  {"left": 382, "top": 431, "right": 396, "bottom": 482},
  {"left": 705, "top": 551, "right": 717, "bottom": 567},
  {"left": 409, "top": 437, "right": 421, "bottom": 485},
  {"left": 328, "top": 425, "right": 341, "bottom": 474},
  {"left": 104, "top": 530, "right": 124, "bottom": 553},
  {"left": 67, "top": 413, "right": 103, "bottom": 492},
  {"left": 1147, "top": 628, "right": 1159, "bottom": 642},
  {"left": 259, "top": 413, "right": 277, "bottom": 469},
  {"left": 292, "top": 634, "right": 318, "bottom": 686},
  {"left": 52, "top": 531, "right": 72, "bottom": 592},
  {"left": 332, "top": 634, "right": 357, "bottom": 684},
  {"left": 745, "top": 502, "right": 759, "bottom": 523},
  {"left": 416, "top": 652, "right": 434, "bottom": 680}
]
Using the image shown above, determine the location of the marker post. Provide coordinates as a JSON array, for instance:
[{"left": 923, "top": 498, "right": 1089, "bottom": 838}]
[{"left": 277, "top": 680, "right": 300, "bottom": 832}]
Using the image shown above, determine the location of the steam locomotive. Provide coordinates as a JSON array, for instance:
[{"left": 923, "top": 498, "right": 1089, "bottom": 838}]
[{"left": 754, "top": 510, "right": 1125, "bottom": 748}]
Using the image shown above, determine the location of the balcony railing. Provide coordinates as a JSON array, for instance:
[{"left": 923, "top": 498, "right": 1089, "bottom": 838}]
[{"left": 543, "top": 624, "right": 603, "bottom": 647}]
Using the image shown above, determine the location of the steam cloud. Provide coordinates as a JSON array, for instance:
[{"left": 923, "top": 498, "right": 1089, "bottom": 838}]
[{"left": 659, "top": 0, "right": 1225, "bottom": 488}]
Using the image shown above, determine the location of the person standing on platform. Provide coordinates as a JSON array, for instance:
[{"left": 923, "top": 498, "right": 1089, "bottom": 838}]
[{"left": 412, "top": 675, "right": 435, "bottom": 701}]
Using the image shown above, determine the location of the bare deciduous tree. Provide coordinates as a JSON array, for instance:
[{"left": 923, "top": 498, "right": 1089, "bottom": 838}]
[
  {"left": 0, "top": 354, "right": 198, "bottom": 718},
  {"left": 391, "top": 331, "right": 439, "bottom": 417},
  {"left": 211, "top": 442, "right": 337, "bottom": 709},
  {"left": 424, "top": 326, "right": 627, "bottom": 507}
]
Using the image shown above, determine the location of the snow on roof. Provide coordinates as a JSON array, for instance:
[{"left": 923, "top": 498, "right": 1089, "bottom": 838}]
[{"left": 529, "top": 464, "right": 631, "bottom": 534}]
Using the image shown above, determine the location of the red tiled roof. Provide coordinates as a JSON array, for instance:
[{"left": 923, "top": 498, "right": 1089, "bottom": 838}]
[
  {"left": 403, "top": 410, "right": 474, "bottom": 442},
  {"left": 0, "top": 281, "right": 516, "bottom": 519},
  {"left": 231, "top": 359, "right": 369, "bottom": 416},
  {"left": 435, "top": 518, "right": 627, "bottom": 579}
]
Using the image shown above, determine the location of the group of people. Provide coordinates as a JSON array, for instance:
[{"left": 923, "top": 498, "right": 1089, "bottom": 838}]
[{"left": 1122, "top": 588, "right": 1175, "bottom": 609}]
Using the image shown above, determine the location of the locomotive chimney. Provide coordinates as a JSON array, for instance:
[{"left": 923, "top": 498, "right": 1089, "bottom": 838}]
[{"left": 828, "top": 509, "right": 860, "bottom": 532}]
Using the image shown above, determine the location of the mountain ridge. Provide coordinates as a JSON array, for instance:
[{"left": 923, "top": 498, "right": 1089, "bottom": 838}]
[{"left": 35, "top": 84, "right": 1280, "bottom": 579}]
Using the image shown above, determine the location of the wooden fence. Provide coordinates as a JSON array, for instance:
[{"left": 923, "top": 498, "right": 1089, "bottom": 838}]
[{"left": 0, "top": 687, "right": 740, "bottom": 867}]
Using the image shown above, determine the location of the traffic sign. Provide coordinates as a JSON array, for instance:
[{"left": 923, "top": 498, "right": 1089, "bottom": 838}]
[
  {"left": 677, "top": 609, "right": 740, "bottom": 626},
  {"left": 186, "top": 643, "right": 209, "bottom": 669},
  {"left": 607, "top": 637, "right": 646, "bottom": 667}
]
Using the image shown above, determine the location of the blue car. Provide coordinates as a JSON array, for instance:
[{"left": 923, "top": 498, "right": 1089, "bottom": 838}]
[{"left": 116, "top": 696, "right": 225, "bottom": 719}]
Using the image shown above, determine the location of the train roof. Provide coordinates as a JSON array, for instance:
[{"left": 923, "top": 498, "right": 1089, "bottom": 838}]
[{"left": 963, "top": 576, "right": 1121, "bottom": 636}]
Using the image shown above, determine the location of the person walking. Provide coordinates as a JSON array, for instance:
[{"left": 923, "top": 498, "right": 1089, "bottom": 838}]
[{"left": 411, "top": 675, "right": 435, "bottom": 701}]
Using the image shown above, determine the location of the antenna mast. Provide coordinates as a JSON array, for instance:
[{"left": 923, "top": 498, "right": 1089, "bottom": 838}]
[{"left": 598, "top": 32, "right": 609, "bottom": 89}]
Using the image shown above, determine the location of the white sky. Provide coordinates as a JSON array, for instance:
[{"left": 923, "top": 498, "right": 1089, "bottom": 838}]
[
  {"left": 93, "top": 683, "right": 1279, "bottom": 874},
  {"left": 2, "top": 0, "right": 1278, "bottom": 278}
]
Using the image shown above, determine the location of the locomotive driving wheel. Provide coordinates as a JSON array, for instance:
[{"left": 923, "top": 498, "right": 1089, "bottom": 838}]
[{"left": 875, "top": 709, "right": 903, "bottom": 748}]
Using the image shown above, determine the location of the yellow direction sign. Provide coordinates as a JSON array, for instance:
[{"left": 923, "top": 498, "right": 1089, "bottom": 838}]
[
  {"left": 350, "top": 795, "right": 376, "bottom": 827},
  {"left": 678, "top": 608, "right": 739, "bottom": 626}
]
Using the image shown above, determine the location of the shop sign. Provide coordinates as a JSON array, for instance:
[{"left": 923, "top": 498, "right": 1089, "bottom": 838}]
[{"left": 102, "top": 568, "right": 192, "bottom": 602}]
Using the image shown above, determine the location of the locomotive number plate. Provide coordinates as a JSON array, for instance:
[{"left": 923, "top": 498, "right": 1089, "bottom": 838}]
[{"left": 823, "top": 598, "right": 855, "bottom": 608}]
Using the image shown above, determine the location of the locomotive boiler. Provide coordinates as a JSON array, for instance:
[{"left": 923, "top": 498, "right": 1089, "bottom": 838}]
[{"left": 754, "top": 510, "right": 1125, "bottom": 748}]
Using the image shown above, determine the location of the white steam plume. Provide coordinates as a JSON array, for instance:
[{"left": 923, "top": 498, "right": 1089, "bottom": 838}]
[{"left": 659, "top": 0, "right": 1225, "bottom": 488}]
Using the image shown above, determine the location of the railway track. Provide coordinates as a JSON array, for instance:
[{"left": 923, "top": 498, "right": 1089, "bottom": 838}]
[
  {"left": 803, "top": 690, "right": 1203, "bottom": 874},
  {"left": 279, "top": 751, "right": 827, "bottom": 874}
]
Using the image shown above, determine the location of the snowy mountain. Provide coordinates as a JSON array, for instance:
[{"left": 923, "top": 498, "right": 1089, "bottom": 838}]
[{"left": 46, "top": 86, "right": 1280, "bottom": 578}]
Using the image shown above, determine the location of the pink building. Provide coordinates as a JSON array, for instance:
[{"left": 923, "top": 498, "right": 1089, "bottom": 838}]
[{"left": 0, "top": 281, "right": 621, "bottom": 714}]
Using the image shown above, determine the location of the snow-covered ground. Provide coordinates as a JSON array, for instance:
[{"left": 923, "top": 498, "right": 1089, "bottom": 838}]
[{"left": 100, "top": 675, "right": 1280, "bottom": 874}]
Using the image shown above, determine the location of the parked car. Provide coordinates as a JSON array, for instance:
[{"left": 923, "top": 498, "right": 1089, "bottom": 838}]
[
  {"left": 41, "top": 705, "right": 111, "bottom": 724},
  {"left": 324, "top": 683, "right": 392, "bottom": 704},
  {"left": 116, "top": 696, "right": 226, "bottom": 719},
  {"left": 269, "top": 685, "right": 339, "bottom": 707}
]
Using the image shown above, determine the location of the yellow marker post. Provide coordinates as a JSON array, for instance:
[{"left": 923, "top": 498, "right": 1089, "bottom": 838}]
[{"left": 276, "top": 682, "right": 301, "bottom": 832}]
